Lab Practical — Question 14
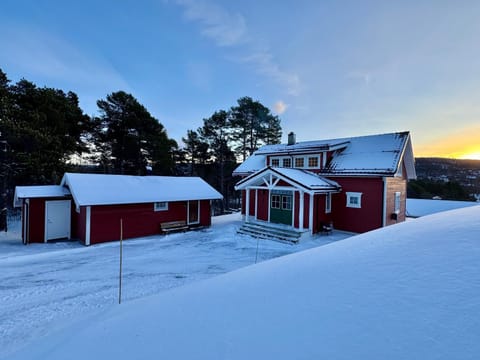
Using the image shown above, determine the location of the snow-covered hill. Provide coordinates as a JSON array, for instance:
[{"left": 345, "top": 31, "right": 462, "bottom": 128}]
[{"left": 5, "top": 206, "right": 480, "bottom": 360}]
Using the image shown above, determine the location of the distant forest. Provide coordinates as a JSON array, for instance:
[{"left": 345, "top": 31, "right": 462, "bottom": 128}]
[
  {"left": 0, "top": 68, "right": 282, "bottom": 213},
  {"left": 408, "top": 158, "right": 480, "bottom": 201}
]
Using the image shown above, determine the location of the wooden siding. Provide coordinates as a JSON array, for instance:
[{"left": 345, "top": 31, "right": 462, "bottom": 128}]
[
  {"left": 89, "top": 201, "right": 189, "bottom": 244},
  {"left": 256, "top": 189, "right": 269, "bottom": 221},
  {"left": 330, "top": 177, "right": 384, "bottom": 233}
]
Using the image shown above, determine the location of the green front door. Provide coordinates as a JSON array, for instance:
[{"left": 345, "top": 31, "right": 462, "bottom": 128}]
[{"left": 270, "top": 192, "right": 293, "bottom": 225}]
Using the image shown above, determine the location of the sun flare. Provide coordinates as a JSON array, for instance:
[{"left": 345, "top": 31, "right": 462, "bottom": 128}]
[{"left": 459, "top": 152, "right": 480, "bottom": 160}]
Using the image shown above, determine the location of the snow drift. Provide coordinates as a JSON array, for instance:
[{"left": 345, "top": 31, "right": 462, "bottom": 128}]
[{"left": 7, "top": 206, "right": 480, "bottom": 360}]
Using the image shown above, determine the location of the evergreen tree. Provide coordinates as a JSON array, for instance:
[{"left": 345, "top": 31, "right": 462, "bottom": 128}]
[
  {"left": 199, "top": 110, "right": 235, "bottom": 212},
  {"left": 95, "top": 91, "right": 176, "bottom": 175},
  {"left": 3, "top": 77, "right": 91, "bottom": 185},
  {"left": 181, "top": 129, "right": 209, "bottom": 176},
  {"left": 229, "top": 96, "right": 282, "bottom": 161}
]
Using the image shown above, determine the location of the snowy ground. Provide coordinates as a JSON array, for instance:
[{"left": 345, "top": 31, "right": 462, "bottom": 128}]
[
  {"left": 0, "top": 214, "right": 351, "bottom": 358},
  {"left": 5, "top": 206, "right": 479, "bottom": 360}
]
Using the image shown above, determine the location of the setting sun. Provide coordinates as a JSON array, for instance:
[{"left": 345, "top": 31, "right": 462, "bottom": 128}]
[{"left": 459, "top": 152, "right": 480, "bottom": 160}]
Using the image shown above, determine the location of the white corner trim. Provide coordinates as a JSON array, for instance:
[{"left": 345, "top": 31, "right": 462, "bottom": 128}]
[{"left": 85, "top": 206, "right": 91, "bottom": 246}]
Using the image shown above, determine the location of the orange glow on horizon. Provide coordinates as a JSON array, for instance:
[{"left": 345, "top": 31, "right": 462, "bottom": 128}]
[{"left": 414, "top": 125, "right": 480, "bottom": 159}]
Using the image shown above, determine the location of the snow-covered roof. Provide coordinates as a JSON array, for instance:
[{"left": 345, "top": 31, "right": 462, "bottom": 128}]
[
  {"left": 13, "top": 185, "right": 71, "bottom": 207},
  {"left": 233, "top": 131, "right": 416, "bottom": 179},
  {"left": 406, "top": 198, "right": 479, "bottom": 217},
  {"left": 235, "top": 166, "right": 340, "bottom": 193},
  {"left": 60, "top": 173, "right": 223, "bottom": 207}
]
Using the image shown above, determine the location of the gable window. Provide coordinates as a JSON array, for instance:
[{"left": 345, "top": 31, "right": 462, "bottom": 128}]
[
  {"left": 346, "top": 192, "right": 362, "bottom": 209},
  {"left": 394, "top": 192, "right": 401, "bottom": 214},
  {"left": 325, "top": 193, "right": 332, "bottom": 213},
  {"left": 271, "top": 195, "right": 281, "bottom": 209},
  {"left": 294, "top": 157, "right": 305, "bottom": 168},
  {"left": 282, "top": 195, "right": 292, "bottom": 210},
  {"left": 308, "top": 156, "right": 319, "bottom": 168},
  {"left": 154, "top": 202, "right": 168, "bottom": 211},
  {"left": 282, "top": 158, "right": 292, "bottom": 168},
  {"left": 271, "top": 158, "right": 280, "bottom": 167}
]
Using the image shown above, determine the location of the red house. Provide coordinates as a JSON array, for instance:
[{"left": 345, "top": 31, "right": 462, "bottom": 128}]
[
  {"left": 14, "top": 173, "right": 223, "bottom": 245},
  {"left": 233, "top": 131, "right": 416, "bottom": 239}
]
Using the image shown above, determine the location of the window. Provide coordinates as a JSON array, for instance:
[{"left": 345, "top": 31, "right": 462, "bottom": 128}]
[
  {"left": 394, "top": 192, "right": 401, "bottom": 214},
  {"left": 308, "top": 156, "right": 319, "bottom": 168},
  {"left": 154, "top": 202, "right": 168, "bottom": 211},
  {"left": 282, "top": 195, "right": 292, "bottom": 210},
  {"left": 271, "top": 195, "right": 281, "bottom": 209},
  {"left": 325, "top": 193, "right": 331, "bottom": 213},
  {"left": 294, "top": 157, "right": 305, "bottom": 168},
  {"left": 282, "top": 158, "right": 292, "bottom": 168},
  {"left": 346, "top": 192, "right": 362, "bottom": 208},
  {"left": 271, "top": 158, "right": 280, "bottom": 167}
]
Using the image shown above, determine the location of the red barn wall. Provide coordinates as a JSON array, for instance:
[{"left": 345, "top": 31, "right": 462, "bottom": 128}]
[
  {"left": 256, "top": 189, "right": 269, "bottom": 221},
  {"left": 75, "top": 207, "right": 87, "bottom": 243},
  {"left": 26, "top": 198, "right": 46, "bottom": 243},
  {"left": 89, "top": 201, "right": 189, "bottom": 244},
  {"left": 314, "top": 194, "right": 333, "bottom": 233},
  {"left": 329, "top": 177, "right": 384, "bottom": 233},
  {"left": 199, "top": 200, "right": 211, "bottom": 226}
]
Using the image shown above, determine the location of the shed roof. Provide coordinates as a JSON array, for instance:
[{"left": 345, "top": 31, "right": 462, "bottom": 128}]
[
  {"left": 60, "top": 173, "right": 223, "bottom": 207},
  {"left": 13, "top": 185, "right": 71, "bottom": 207},
  {"left": 233, "top": 131, "right": 416, "bottom": 179}
]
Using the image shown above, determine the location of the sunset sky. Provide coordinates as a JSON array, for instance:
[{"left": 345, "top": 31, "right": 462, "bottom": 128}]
[{"left": 1, "top": 0, "right": 479, "bottom": 159}]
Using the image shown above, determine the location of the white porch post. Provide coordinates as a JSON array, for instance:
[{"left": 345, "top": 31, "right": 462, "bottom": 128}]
[
  {"left": 299, "top": 190, "right": 304, "bottom": 231},
  {"left": 309, "top": 194, "right": 314, "bottom": 235},
  {"left": 245, "top": 189, "right": 250, "bottom": 222},
  {"left": 255, "top": 189, "right": 258, "bottom": 220},
  {"left": 85, "top": 206, "right": 91, "bottom": 246},
  {"left": 267, "top": 189, "right": 271, "bottom": 222}
]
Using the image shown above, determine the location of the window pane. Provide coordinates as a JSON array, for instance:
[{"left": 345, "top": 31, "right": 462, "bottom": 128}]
[
  {"left": 271, "top": 159, "right": 279, "bottom": 167},
  {"left": 308, "top": 157, "right": 318, "bottom": 167},
  {"left": 271, "top": 195, "right": 280, "bottom": 209},
  {"left": 282, "top": 158, "right": 291, "bottom": 168},
  {"left": 294, "top": 158, "right": 304, "bottom": 168},
  {"left": 282, "top": 195, "right": 292, "bottom": 210}
]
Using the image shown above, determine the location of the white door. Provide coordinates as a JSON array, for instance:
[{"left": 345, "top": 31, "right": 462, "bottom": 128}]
[{"left": 45, "top": 200, "right": 71, "bottom": 241}]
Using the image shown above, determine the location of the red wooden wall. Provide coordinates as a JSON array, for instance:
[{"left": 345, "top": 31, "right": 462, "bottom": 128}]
[{"left": 330, "top": 177, "right": 384, "bottom": 233}]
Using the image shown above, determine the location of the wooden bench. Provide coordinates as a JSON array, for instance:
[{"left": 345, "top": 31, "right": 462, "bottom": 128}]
[{"left": 160, "top": 220, "right": 189, "bottom": 233}]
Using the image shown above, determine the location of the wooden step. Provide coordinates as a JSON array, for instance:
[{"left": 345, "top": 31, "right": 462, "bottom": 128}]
[{"left": 237, "top": 222, "right": 303, "bottom": 243}]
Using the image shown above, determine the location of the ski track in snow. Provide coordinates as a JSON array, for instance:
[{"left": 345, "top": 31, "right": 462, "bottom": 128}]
[{"left": 0, "top": 214, "right": 350, "bottom": 358}]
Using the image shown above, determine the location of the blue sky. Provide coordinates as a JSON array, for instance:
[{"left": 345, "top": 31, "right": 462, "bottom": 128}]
[{"left": 1, "top": 0, "right": 480, "bottom": 158}]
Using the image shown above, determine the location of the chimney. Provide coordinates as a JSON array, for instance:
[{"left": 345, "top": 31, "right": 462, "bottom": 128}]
[{"left": 287, "top": 132, "right": 296, "bottom": 145}]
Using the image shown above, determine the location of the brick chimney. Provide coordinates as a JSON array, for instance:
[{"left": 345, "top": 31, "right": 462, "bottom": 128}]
[{"left": 288, "top": 132, "right": 296, "bottom": 145}]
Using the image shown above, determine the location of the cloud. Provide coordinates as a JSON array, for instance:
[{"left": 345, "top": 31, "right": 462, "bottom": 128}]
[
  {"left": 273, "top": 100, "right": 288, "bottom": 114},
  {"left": 174, "top": 0, "right": 301, "bottom": 96},
  {"left": 346, "top": 71, "right": 372, "bottom": 86},
  {"left": 175, "top": 0, "right": 247, "bottom": 47}
]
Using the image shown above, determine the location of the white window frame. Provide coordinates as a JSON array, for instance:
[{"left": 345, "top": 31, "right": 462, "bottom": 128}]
[
  {"left": 294, "top": 157, "right": 305, "bottom": 168},
  {"left": 270, "top": 158, "right": 280, "bottom": 167},
  {"left": 394, "top": 192, "right": 401, "bottom": 214},
  {"left": 307, "top": 155, "right": 320, "bottom": 168},
  {"left": 282, "top": 158, "right": 292, "bottom": 168},
  {"left": 346, "top": 192, "right": 362, "bottom": 209},
  {"left": 154, "top": 202, "right": 168, "bottom": 211},
  {"left": 325, "top": 193, "right": 332, "bottom": 213}
]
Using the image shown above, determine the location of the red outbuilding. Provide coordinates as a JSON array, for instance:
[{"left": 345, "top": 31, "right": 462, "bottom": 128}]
[
  {"left": 233, "top": 131, "right": 416, "bottom": 239},
  {"left": 14, "top": 173, "right": 223, "bottom": 245}
]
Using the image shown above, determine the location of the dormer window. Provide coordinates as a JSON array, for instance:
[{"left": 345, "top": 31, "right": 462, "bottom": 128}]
[
  {"left": 271, "top": 158, "right": 279, "bottom": 167},
  {"left": 308, "top": 156, "right": 319, "bottom": 168},
  {"left": 282, "top": 158, "right": 292, "bottom": 168},
  {"left": 294, "top": 157, "right": 304, "bottom": 168}
]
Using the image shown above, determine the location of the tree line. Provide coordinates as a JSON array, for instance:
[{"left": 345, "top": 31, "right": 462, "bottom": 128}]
[{"left": 0, "top": 68, "right": 282, "bottom": 212}]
